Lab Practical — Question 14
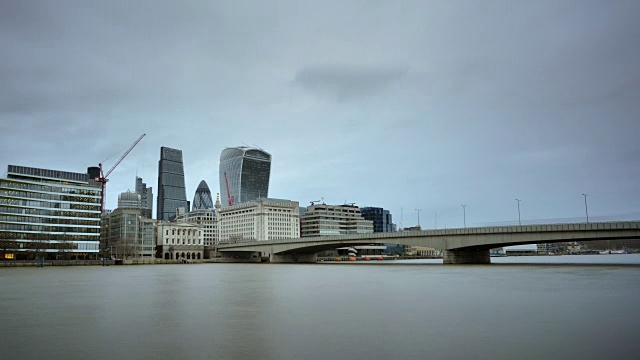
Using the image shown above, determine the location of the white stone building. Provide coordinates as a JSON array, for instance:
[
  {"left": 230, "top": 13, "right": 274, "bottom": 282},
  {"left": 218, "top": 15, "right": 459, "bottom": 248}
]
[
  {"left": 218, "top": 198, "right": 300, "bottom": 243},
  {"left": 300, "top": 204, "right": 373, "bottom": 237},
  {"left": 175, "top": 208, "right": 217, "bottom": 246},
  {"left": 156, "top": 222, "right": 204, "bottom": 260}
]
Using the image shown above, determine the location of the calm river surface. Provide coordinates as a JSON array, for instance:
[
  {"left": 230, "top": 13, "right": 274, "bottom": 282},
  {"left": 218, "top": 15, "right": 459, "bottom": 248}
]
[{"left": 2, "top": 255, "right": 640, "bottom": 360}]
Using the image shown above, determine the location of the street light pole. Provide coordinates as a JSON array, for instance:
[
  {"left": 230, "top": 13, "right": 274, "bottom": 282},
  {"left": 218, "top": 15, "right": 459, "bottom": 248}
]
[
  {"left": 461, "top": 204, "right": 467, "bottom": 228},
  {"left": 516, "top": 199, "right": 521, "bottom": 226},
  {"left": 414, "top": 209, "right": 422, "bottom": 228},
  {"left": 582, "top": 193, "right": 589, "bottom": 223}
]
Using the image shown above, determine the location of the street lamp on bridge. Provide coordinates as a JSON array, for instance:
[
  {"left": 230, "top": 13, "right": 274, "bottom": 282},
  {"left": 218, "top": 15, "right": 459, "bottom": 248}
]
[
  {"left": 582, "top": 193, "right": 589, "bottom": 223},
  {"left": 461, "top": 204, "right": 467, "bottom": 228},
  {"left": 516, "top": 199, "right": 521, "bottom": 226}
]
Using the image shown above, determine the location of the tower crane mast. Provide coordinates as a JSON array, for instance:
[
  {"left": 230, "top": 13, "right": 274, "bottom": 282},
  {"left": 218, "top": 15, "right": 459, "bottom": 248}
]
[{"left": 96, "top": 133, "right": 146, "bottom": 213}]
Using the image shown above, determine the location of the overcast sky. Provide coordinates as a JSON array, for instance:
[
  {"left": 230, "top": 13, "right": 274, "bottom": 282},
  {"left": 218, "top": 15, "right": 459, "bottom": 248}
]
[{"left": 1, "top": 0, "right": 639, "bottom": 228}]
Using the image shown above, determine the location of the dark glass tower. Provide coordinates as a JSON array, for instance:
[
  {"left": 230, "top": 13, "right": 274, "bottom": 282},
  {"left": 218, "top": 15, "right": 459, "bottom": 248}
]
[
  {"left": 360, "top": 207, "right": 394, "bottom": 232},
  {"left": 219, "top": 147, "right": 271, "bottom": 207},
  {"left": 157, "top": 147, "right": 188, "bottom": 220},
  {"left": 192, "top": 180, "right": 214, "bottom": 210},
  {"left": 135, "top": 176, "right": 153, "bottom": 219}
]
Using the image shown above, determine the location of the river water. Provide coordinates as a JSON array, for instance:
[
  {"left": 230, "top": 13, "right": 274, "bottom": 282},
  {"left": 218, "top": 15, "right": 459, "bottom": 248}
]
[{"left": 1, "top": 255, "right": 639, "bottom": 360}]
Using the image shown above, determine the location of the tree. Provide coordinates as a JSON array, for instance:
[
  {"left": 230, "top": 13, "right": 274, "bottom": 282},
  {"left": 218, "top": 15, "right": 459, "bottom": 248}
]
[
  {"left": 58, "top": 233, "right": 73, "bottom": 261},
  {"left": 31, "top": 238, "right": 49, "bottom": 262}
]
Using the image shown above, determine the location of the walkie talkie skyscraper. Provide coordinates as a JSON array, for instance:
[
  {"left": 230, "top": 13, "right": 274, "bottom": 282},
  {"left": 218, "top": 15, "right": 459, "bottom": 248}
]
[{"left": 219, "top": 146, "right": 271, "bottom": 208}]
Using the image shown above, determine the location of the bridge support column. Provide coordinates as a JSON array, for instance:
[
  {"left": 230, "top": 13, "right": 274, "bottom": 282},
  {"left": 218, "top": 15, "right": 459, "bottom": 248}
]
[
  {"left": 443, "top": 249, "right": 490, "bottom": 264},
  {"left": 270, "top": 254, "right": 317, "bottom": 263}
]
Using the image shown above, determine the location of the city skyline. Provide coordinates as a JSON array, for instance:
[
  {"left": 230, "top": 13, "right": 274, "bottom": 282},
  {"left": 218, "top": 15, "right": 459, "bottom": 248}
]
[{"left": 1, "top": 1, "right": 639, "bottom": 229}]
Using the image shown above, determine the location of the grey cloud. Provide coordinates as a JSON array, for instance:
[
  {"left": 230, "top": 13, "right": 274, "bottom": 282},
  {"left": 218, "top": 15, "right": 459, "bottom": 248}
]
[
  {"left": 1, "top": 0, "right": 639, "bottom": 224},
  {"left": 293, "top": 65, "right": 407, "bottom": 101}
]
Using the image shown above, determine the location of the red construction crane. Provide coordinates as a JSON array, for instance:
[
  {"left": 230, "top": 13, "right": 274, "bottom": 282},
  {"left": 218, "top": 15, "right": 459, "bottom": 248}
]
[
  {"left": 224, "top": 172, "right": 234, "bottom": 206},
  {"left": 96, "top": 133, "right": 146, "bottom": 213}
]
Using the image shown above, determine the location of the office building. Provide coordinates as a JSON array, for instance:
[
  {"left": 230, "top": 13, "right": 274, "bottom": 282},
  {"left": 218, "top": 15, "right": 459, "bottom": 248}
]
[
  {"left": 219, "top": 146, "right": 271, "bottom": 207},
  {"left": 175, "top": 207, "right": 217, "bottom": 246},
  {"left": 218, "top": 198, "right": 299, "bottom": 243},
  {"left": 118, "top": 190, "right": 141, "bottom": 209},
  {"left": 360, "top": 207, "right": 393, "bottom": 232},
  {"left": 101, "top": 191, "right": 156, "bottom": 259},
  {"left": 135, "top": 176, "right": 153, "bottom": 219},
  {"left": 300, "top": 204, "right": 373, "bottom": 237},
  {"left": 157, "top": 147, "right": 188, "bottom": 221},
  {"left": 156, "top": 222, "right": 204, "bottom": 260},
  {"left": 192, "top": 180, "right": 213, "bottom": 210},
  {"left": 0, "top": 165, "right": 102, "bottom": 260}
]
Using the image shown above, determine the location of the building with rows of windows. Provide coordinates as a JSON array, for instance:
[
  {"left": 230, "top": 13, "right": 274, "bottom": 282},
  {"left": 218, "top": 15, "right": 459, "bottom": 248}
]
[
  {"left": 101, "top": 191, "right": 156, "bottom": 259},
  {"left": 156, "top": 222, "right": 204, "bottom": 260},
  {"left": 218, "top": 198, "right": 299, "bottom": 243},
  {"left": 175, "top": 207, "right": 217, "bottom": 246},
  {"left": 0, "top": 165, "right": 102, "bottom": 260},
  {"left": 300, "top": 204, "right": 373, "bottom": 237}
]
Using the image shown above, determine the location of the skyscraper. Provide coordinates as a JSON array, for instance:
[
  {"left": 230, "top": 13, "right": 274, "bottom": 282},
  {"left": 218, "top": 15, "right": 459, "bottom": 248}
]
[
  {"left": 135, "top": 176, "right": 153, "bottom": 218},
  {"left": 157, "top": 146, "right": 188, "bottom": 221},
  {"left": 219, "top": 146, "right": 271, "bottom": 207},
  {"left": 192, "top": 180, "right": 213, "bottom": 210}
]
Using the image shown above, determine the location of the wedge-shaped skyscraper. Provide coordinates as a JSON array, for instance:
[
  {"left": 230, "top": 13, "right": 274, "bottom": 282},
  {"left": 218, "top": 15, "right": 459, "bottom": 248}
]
[
  {"left": 157, "top": 146, "right": 188, "bottom": 220},
  {"left": 219, "top": 146, "right": 271, "bottom": 207}
]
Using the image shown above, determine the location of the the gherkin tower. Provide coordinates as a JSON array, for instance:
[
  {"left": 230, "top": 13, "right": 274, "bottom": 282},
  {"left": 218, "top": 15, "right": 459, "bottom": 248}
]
[{"left": 192, "top": 180, "right": 214, "bottom": 210}]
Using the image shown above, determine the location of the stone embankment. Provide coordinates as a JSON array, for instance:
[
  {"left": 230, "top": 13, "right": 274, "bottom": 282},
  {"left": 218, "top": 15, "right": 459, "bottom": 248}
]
[{"left": 0, "top": 258, "right": 239, "bottom": 267}]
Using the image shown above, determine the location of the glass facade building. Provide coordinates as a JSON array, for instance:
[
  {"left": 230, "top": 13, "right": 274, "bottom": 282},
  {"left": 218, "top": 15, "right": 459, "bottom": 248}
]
[
  {"left": 360, "top": 207, "right": 394, "bottom": 232},
  {"left": 219, "top": 147, "right": 271, "bottom": 208},
  {"left": 135, "top": 176, "right": 153, "bottom": 219},
  {"left": 157, "top": 147, "right": 188, "bottom": 221},
  {"left": 101, "top": 191, "right": 156, "bottom": 259},
  {"left": 0, "top": 165, "right": 102, "bottom": 260},
  {"left": 192, "top": 180, "right": 213, "bottom": 210}
]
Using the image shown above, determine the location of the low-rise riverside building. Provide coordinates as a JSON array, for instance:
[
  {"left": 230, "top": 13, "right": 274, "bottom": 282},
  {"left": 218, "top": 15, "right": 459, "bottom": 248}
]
[
  {"left": 175, "top": 207, "right": 217, "bottom": 246},
  {"left": 218, "top": 198, "right": 299, "bottom": 243},
  {"left": 156, "top": 222, "right": 204, "bottom": 260},
  {"left": 0, "top": 165, "right": 102, "bottom": 260},
  {"left": 101, "top": 191, "right": 157, "bottom": 259},
  {"left": 300, "top": 204, "right": 373, "bottom": 237}
]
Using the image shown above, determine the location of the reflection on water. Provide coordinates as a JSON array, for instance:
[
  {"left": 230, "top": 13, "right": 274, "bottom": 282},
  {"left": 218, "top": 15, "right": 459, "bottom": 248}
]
[{"left": 1, "top": 257, "right": 639, "bottom": 360}]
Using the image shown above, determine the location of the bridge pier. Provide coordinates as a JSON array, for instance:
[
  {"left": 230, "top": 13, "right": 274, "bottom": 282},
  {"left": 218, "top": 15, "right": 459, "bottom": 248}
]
[
  {"left": 443, "top": 249, "right": 491, "bottom": 264},
  {"left": 270, "top": 254, "right": 317, "bottom": 263}
]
